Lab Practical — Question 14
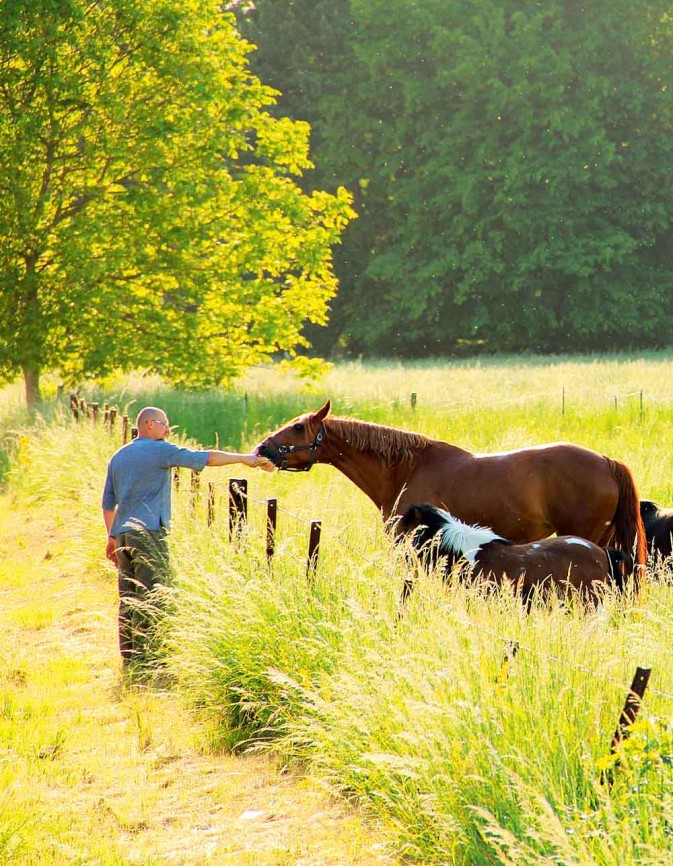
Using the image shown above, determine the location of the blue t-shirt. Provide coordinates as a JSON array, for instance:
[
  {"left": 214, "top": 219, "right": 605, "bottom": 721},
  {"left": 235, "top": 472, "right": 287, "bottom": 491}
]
[{"left": 102, "top": 438, "right": 209, "bottom": 536}]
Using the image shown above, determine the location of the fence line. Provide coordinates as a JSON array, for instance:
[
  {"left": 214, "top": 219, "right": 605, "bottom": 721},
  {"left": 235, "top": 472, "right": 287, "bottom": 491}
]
[
  {"left": 89, "top": 396, "right": 673, "bottom": 712},
  {"left": 193, "top": 474, "right": 665, "bottom": 776},
  {"left": 195, "top": 474, "right": 673, "bottom": 709}
]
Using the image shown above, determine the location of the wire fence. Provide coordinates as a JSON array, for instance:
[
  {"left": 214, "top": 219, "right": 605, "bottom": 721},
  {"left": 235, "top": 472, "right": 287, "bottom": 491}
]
[
  {"left": 202, "top": 474, "right": 673, "bottom": 703},
  {"left": 81, "top": 392, "right": 673, "bottom": 775}
]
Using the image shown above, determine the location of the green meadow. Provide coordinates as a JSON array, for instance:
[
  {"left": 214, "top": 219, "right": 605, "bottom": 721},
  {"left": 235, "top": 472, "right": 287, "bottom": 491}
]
[{"left": 3, "top": 351, "right": 673, "bottom": 864}]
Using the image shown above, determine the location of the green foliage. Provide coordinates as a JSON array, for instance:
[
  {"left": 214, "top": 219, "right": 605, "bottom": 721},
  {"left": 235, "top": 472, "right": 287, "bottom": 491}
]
[
  {"left": 238, "top": 0, "right": 673, "bottom": 357},
  {"left": 0, "top": 0, "right": 354, "bottom": 408}
]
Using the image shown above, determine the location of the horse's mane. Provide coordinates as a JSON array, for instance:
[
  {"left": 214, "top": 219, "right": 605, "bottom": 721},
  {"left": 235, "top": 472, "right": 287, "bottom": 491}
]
[
  {"left": 436, "top": 508, "right": 504, "bottom": 562},
  {"left": 326, "top": 416, "right": 432, "bottom": 465}
]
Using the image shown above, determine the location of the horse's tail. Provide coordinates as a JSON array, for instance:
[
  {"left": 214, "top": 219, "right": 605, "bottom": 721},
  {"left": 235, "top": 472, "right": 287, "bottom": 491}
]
[
  {"left": 605, "top": 548, "right": 632, "bottom": 593},
  {"left": 607, "top": 457, "right": 647, "bottom": 592}
]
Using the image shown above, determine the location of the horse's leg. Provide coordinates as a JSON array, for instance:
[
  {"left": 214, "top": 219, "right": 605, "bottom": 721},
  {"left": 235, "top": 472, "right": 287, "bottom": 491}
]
[
  {"left": 398, "top": 576, "right": 415, "bottom": 607},
  {"left": 395, "top": 548, "right": 418, "bottom": 620}
]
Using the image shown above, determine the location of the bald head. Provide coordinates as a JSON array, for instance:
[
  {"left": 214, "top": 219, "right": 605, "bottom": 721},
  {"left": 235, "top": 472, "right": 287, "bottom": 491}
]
[{"left": 136, "top": 406, "right": 170, "bottom": 439}]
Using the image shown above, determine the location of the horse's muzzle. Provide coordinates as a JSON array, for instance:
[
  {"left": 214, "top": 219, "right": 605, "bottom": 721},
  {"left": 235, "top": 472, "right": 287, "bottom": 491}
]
[{"left": 256, "top": 441, "right": 281, "bottom": 466}]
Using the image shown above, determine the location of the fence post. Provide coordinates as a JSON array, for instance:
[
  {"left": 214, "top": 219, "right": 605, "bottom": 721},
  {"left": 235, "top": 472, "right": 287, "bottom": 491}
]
[
  {"left": 122, "top": 415, "right": 129, "bottom": 444},
  {"left": 410, "top": 392, "right": 417, "bottom": 410},
  {"left": 496, "top": 640, "right": 520, "bottom": 685},
  {"left": 229, "top": 478, "right": 248, "bottom": 541},
  {"left": 173, "top": 467, "right": 180, "bottom": 490},
  {"left": 91, "top": 402, "right": 99, "bottom": 425},
  {"left": 307, "top": 520, "right": 322, "bottom": 577},
  {"left": 190, "top": 470, "right": 201, "bottom": 512},
  {"left": 207, "top": 483, "right": 216, "bottom": 528},
  {"left": 70, "top": 394, "right": 79, "bottom": 423},
  {"left": 602, "top": 666, "right": 651, "bottom": 785},
  {"left": 266, "top": 498, "right": 277, "bottom": 561}
]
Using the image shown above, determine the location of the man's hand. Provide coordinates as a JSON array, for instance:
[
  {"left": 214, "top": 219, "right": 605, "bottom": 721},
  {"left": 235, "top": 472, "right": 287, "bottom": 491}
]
[
  {"left": 247, "top": 454, "right": 275, "bottom": 472},
  {"left": 106, "top": 536, "right": 118, "bottom": 566}
]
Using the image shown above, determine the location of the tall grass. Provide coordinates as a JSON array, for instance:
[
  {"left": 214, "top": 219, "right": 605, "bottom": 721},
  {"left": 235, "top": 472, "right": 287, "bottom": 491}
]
[
  {"left": 164, "top": 507, "right": 673, "bottom": 865},
  {"left": 6, "top": 352, "right": 673, "bottom": 865},
  {"left": 59, "top": 348, "right": 673, "bottom": 461}
]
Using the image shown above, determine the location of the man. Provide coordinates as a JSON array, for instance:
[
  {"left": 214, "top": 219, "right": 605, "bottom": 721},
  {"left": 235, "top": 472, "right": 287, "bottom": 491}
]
[{"left": 102, "top": 405, "right": 273, "bottom": 667}]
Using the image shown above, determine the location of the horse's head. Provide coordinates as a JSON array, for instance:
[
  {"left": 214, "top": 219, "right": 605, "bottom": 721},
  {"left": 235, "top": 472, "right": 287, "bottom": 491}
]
[
  {"left": 255, "top": 400, "right": 331, "bottom": 472},
  {"left": 397, "top": 503, "right": 449, "bottom": 564}
]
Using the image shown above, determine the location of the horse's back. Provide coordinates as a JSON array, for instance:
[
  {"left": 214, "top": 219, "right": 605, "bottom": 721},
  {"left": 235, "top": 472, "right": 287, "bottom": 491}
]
[
  {"left": 404, "top": 440, "right": 617, "bottom": 544},
  {"left": 477, "top": 535, "right": 606, "bottom": 580}
]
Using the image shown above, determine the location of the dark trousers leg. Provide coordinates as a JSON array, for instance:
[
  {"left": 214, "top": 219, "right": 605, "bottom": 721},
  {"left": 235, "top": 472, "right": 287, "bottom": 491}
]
[{"left": 115, "top": 529, "right": 169, "bottom": 663}]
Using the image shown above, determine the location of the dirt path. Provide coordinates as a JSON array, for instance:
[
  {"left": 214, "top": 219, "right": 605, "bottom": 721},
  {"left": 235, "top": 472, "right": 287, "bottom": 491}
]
[{"left": 0, "top": 493, "right": 399, "bottom": 865}]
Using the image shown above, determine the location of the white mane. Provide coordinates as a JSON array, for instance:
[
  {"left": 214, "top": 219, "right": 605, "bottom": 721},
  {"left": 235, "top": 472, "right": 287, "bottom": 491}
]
[{"left": 436, "top": 508, "right": 504, "bottom": 563}]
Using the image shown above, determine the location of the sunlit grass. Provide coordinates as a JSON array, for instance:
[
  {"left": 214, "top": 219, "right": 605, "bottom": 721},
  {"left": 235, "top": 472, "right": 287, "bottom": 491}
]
[{"left": 5, "top": 353, "right": 673, "bottom": 864}]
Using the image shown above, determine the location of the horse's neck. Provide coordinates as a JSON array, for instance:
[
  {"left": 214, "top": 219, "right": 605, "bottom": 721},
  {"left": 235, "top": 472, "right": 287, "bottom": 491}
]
[
  {"left": 440, "top": 515, "right": 501, "bottom": 562},
  {"left": 319, "top": 419, "right": 418, "bottom": 514}
]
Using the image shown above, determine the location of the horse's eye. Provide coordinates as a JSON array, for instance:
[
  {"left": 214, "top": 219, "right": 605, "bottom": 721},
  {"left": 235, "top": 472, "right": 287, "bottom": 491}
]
[{"left": 293, "top": 423, "right": 304, "bottom": 432}]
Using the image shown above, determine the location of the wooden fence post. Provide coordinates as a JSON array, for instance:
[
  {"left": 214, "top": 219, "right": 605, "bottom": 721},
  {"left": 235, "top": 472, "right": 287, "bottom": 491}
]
[
  {"left": 207, "top": 482, "right": 216, "bottom": 528},
  {"left": 611, "top": 666, "right": 651, "bottom": 752},
  {"left": 266, "top": 498, "right": 277, "bottom": 562},
  {"left": 229, "top": 478, "right": 248, "bottom": 541},
  {"left": 91, "top": 402, "right": 99, "bottom": 425},
  {"left": 122, "top": 415, "right": 129, "bottom": 444},
  {"left": 190, "top": 469, "right": 201, "bottom": 512},
  {"left": 307, "top": 520, "right": 322, "bottom": 577},
  {"left": 602, "top": 666, "right": 651, "bottom": 786},
  {"left": 496, "top": 640, "right": 520, "bottom": 684}
]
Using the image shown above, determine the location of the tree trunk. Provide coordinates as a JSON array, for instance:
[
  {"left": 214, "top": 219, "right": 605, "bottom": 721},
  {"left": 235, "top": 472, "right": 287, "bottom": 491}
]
[{"left": 23, "top": 362, "right": 42, "bottom": 412}]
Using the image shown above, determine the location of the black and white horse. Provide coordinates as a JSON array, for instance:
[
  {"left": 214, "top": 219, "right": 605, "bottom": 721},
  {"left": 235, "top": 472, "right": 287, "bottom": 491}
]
[{"left": 398, "top": 503, "right": 632, "bottom": 605}]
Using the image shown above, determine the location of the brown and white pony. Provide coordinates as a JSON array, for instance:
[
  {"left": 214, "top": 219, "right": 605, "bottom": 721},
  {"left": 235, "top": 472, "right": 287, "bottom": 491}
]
[
  {"left": 398, "top": 502, "right": 632, "bottom": 605},
  {"left": 256, "top": 400, "right": 647, "bottom": 584}
]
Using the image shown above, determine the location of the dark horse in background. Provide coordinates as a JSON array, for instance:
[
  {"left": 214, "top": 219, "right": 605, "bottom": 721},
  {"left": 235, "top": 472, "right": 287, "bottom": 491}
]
[
  {"left": 398, "top": 503, "right": 631, "bottom": 605},
  {"left": 640, "top": 499, "right": 673, "bottom": 560},
  {"left": 256, "top": 401, "right": 647, "bottom": 584}
]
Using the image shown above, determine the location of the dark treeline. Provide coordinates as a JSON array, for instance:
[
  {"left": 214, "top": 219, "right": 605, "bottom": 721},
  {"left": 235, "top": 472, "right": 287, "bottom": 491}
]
[{"left": 233, "top": 0, "right": 673, "bottom": 357}]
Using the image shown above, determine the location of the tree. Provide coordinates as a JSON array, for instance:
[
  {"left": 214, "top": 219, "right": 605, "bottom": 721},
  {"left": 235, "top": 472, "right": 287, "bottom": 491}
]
[
  {"left": 0, "top": 0, "right": 354, "bottom": 409},
  {"left": 235, "top": 0, "right": 673, "bottom": 357},
  {"left": 362, "top": 1, "right": 673, "bottom": 355}
]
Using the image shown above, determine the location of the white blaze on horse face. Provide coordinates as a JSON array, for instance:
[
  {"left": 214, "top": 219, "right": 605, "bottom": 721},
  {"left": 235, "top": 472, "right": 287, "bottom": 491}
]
[{"left": 564, "top": 537, "right": 593, "bottom": 548}]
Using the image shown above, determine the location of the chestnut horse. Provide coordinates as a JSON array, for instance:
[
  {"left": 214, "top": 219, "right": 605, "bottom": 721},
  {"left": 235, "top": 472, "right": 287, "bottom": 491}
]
[
  {"left": 398, "top": 503, "right": 631, "bottom": 605},
  {"left": 255, "top": 400, "right": 647, "bottom": 581}
]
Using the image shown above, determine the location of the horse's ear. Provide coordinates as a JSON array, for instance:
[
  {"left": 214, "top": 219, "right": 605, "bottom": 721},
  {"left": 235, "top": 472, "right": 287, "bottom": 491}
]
[{"left": 313, "top": 400, "right": 331, "bottom": 423}]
